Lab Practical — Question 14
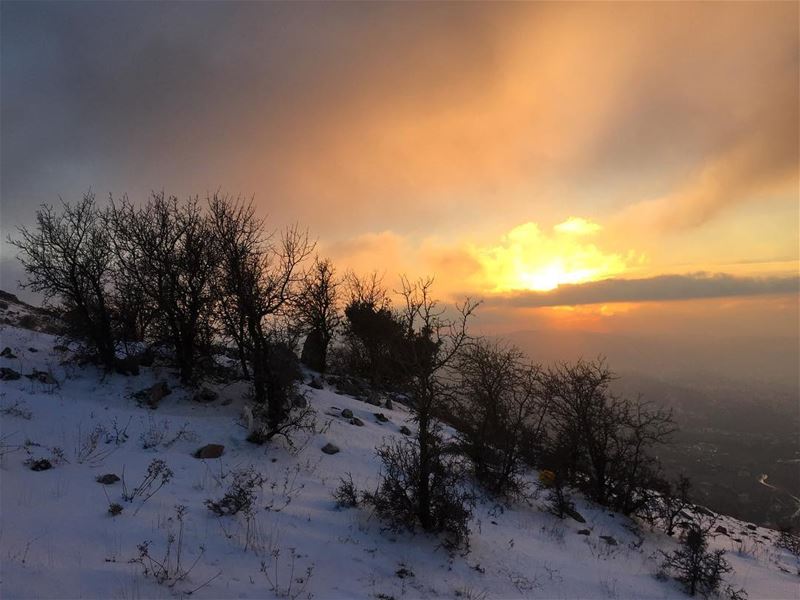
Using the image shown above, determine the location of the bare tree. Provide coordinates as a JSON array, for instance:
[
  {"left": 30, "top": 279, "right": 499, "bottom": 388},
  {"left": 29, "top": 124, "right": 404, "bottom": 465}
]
[
  {"left": 540, "top": 358, "right": 675, "bottom": 512},
  {"left": 208, "top": 196, "right": 314, "bottom": 438},
  {"left": 292, "top": 257, "right": 341, "bottom": 373},
  {"left": 107, "top": 193, "right": 218, "bottom": 384},
  {"left": 375, "top": 276, "right": 479, "bottom": 539},
  {"left": 10, "top": 193, "right": 117, "bottom": 368},
  {"left": 453, "top": 339, "right": 546, "bottom": 498}
]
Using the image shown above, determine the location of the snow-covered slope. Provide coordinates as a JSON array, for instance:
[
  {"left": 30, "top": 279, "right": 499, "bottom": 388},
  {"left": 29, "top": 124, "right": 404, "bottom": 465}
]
[{"left": 1, "top": 322, "right": 797, "bottom": 599}]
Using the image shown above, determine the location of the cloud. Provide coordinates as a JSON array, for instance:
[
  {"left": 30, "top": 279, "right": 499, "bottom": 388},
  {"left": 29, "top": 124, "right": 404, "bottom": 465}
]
[
  {"left": 554, "top": 217, "right": 602, "bottom": 236},
  {"left": 500, "top": 273, "right": 799, "bottom": 308},
  {"left": 2, "top": 2, "right": 796, "bottom": 240}
]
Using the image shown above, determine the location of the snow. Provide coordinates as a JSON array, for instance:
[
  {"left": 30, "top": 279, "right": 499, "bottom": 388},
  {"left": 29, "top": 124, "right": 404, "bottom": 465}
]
[{"left": 0, "top": 321, "right": 798, "bottom": 599}]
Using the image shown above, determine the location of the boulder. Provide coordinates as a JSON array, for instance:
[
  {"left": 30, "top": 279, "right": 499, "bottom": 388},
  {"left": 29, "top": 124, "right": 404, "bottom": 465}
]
[
  {"left": 29, "top": 459, "right": 52, "bottom": 471},
  {"left": 321, "top": 443, "right": 340, "bottom": 455},
  {"left": 308, "top": 376, "right": 324, "bottom": 390},
  {"left": 96, "top": 473, "right": 121, "bottom": 485},
  {"left": 374, "top": 413, "right": 389, "bottom": 423},
  {"left": 715, "top": 525, "right": 729, "bottom": 535},
  {"left": 194, "top": 444, "right": 225, "bottom": 459},
  {"left": 399, "top": 426, "right": 412, "bottom": 436},
  {"left": 135, "top": 348, "right": 155, "bottom": 367},
  {"left": 564, "top": 506, "right": 586, "bottom": 524},
  {"left": 577, "top": 529, "right": 591, "bottom": 536},
  {"left": 1, "top": 346, "right": 16, "bottom": 358},
  {"left": 193, "top": 387, "right": 218, "bottom": 403},
  {"left": 292, "top": 395, "right": 309, "bottom": 409},
  {"left": 114, "top": 356, "right": 140, "bottom": 376},
  {"left": 384, "top": 397, "right": 393, "bottom": 410},
  {"left": 599, "top": 535, "right": 618, "bottom": 546},
  {"left": 0, "top": 367, "right": 21, "bottom": 381},
  {"left": 27, "top": 347, "right": 38, "bottom": 353},
  {"left": 341, "top": 408, "right": 354, "bottom": 419},
  {"left": 26, "top": 369, "right": 57, "bottom": 385},
  {"left": 135, "top": 381, "right": 171, "bottom": 409},
  {"left": 350, "top": 417, "right": 364, "bottom": 427},
  {"left": 300, "top": 328, "right": 326, "bottom": 372},
  {"left": 365, "top": 393, "right": 382, "bottom": 407}
]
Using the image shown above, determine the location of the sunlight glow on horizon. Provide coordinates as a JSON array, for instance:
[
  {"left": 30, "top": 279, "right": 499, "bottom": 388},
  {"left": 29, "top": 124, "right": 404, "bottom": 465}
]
[{"left": 474, "top": 219, "right": 634, "bottom": 292}]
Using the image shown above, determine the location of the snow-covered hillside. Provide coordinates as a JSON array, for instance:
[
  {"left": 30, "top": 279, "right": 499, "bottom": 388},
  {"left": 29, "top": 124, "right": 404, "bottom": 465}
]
[{"left": 1, "top": 319, "right": 797, "bottom": 599}]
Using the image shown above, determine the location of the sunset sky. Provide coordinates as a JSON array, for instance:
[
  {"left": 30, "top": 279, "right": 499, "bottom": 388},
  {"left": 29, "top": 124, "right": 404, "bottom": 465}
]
[{"left": 1, "top": 1, "right": 798, "bottom": 343}]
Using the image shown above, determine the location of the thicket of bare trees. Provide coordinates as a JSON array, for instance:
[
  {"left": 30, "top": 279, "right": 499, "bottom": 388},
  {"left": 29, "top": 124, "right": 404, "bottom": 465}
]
[
  {"left": 12, "top": 192, "right": 315, "bottom": 439},
  {"left": 452, "top": 340, "right": 547, "bottom": 499},
  {"left": 14, "top": 190, "right": 691, "bottom": 551},
  {"left": 107, "top": 194, "right": 219, "bottom": 383},
  {"left": 538, "top": 359, "right": 675, "bottom": 515}
]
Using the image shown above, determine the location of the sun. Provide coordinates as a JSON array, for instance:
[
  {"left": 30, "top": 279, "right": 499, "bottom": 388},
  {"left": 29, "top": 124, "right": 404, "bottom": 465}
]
[{"left": 474, "top": 219, "right": 631, "bottom": 293}]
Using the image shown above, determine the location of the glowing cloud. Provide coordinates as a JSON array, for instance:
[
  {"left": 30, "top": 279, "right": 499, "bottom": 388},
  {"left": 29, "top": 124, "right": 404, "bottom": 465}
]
[
  {"left": 473, "top": 220, "right": 631, "bottom": 292},
  {"left": 554, "top": 217, "right": 602, "bottom": 236}
]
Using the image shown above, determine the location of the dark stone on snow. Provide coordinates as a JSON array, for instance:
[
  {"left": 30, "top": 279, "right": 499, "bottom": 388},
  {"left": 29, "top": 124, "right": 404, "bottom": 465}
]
[
  {"left": 96, "top": 473, "right": 121, "bottom": 485},
  {"left": 114, "top": 356, "right": 140, "bottom": 376},
  {"left": 577, "top": 529, "right": 591, "bottom": 536},
  {"left": 308, "top": 376, "right": 324, "bottom": 390},
  {"left": 384, "top": 397, "right": 393, "bottom": 410},
  {"left": 136, "top": 348, "right": 155, "bottom": 367},
  {"left": 564, "top": 507, "right": 586, "bottom": 524},
  {"left": 321, "top": 443, "right": 340, "bottom": 455},
  {"left": 28, "top": 347, "right": 38, "bottom": 353},
  {"left": 374, "top": 412, "right": 389, "bottom": 423},
  {"left": 30, "top": 459, "right": 52, "bottom": 471},
  {"left": 0, "top": 367, "right": 21, "bottom": 380},
  {"left": 341, "top": 408, "right": 354, "bottom": 419},
  {"left": 746, "top": 523, "right": 757, "bottom": 531},
  {"left": 26, "top": 369, "right": 57, "bottom": 385},
  {"left": 365, "top": 393, "right": 382, "bottom": 407},
  {"left": 1, "top": 346, "right": 16, "bottom": 358},
  {"left": 715, "top": 525, "right": 728, "bottom": 535},
  {"left": 193, "top": 387, "right": 218, "bottom": 403},
  {"left": 350, "top": 417, "right": 364, "bottom": 427},
  {"left": 292, "top": 394, "right": 309, "bottom": 409},
  {"left": 300, "top": 328, "right": 326, "bottom": 373},
  {"left": 134, "top": 381, "right": 171, "bottom": 409},
  {"left": 599, "top": 535, "right": 618, "bottom": 546},
  {"left": 399, "top": 426, "right": 411, "bottom": 435},
  {"left": 194, "top": 444, "right": 225, "bottom": 459},
  {"left": 395, "top": 567, "right": 414, "bottom": 579}
]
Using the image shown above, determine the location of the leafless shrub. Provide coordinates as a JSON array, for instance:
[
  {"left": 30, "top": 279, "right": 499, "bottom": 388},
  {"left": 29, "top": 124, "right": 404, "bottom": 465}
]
[
  {"left": 264, "top": 464, "right": 305, "bottom": 512},
  {"left": 205, "top": 467, "right": 265, "bottom": 517},
  {"left": 122, "top": 459, "right": 174, "bottom": 513},
  {"left": 104, "top": 416, "right": 132, "bottom": 446},
  {"left": 74, "top": 423, "right": 115, "bottom": 465},
  {"left": 130, "top": 505, "right": 205, "bottom": 588},
  {"left": 333, "top": 473, "right": 360, "bottom": 508},
  {"left": 0, "top": 399, "right": 32, "bottom": 420},
  {"left": 260, "top": 547, "right": 314, "bottom": 599}
]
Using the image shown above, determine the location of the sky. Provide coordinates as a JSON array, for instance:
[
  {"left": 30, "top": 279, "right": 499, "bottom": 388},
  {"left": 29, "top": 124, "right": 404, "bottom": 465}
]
[{"left": 1, "top": 1, "right": 798, "bottom": 362}]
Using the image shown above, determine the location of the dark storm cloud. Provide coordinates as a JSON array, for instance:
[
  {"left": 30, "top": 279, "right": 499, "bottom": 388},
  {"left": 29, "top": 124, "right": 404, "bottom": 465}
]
[{"left": 500, "top": 273, "right": 800, "bottom": 308}]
